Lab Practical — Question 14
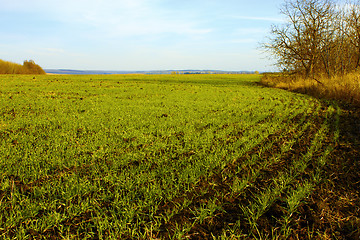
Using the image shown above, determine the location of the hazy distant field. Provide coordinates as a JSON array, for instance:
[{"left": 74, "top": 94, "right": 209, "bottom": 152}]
[{"left": 0, "top": 74, "right": 339, "bottom": 239}]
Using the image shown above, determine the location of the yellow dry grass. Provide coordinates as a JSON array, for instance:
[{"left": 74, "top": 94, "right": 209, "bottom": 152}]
[
  {"left": 0, "top": 59, "right": 45, "bottom": 74},
  {"left": 261, "top": 72, "right": 360, "bottom": 106}
]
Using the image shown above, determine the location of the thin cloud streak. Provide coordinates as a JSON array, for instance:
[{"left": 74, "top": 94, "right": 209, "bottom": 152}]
[
  {"left": 51, "top": 0, "right": 213, "bottom": 38},
  {"left": 230, "top": 15, "right": 285, "bottom": 22}
]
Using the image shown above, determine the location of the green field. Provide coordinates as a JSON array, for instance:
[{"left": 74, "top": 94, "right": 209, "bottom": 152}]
[{"left": 0, "top": 74, "right": 340, "bottom": 239}]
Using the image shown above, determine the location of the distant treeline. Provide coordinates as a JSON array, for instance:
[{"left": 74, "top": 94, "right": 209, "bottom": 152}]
[
  {"left": 0, "top": 59, "right": 46, "bottom": 74},
  {"left": 45, "top": 69, "right": 257, "bottom": 75}
]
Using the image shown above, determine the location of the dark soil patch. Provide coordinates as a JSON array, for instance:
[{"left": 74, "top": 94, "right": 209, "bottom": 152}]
[{"left": 290, "top": 104, "right": 360, "bottom": 239}]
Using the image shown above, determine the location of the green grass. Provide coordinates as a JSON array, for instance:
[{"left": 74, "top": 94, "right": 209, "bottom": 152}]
[{"left": 0, "top": 74, "right": 340, "bottom": 239}]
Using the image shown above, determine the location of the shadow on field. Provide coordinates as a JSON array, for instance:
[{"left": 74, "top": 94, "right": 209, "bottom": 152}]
[
  {"left": 244, "top": 97, "right": 360, "bottom": 239},
  {"left": 259, "top": 77, "right": 360, "bottom": 238},
  {"left": 298, "top": 104, "right": 360, "bottom": 239}
]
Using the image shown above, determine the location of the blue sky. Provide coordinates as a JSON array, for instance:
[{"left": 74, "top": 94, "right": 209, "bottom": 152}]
[{"left": 0, "top": 0, "right": 285, "bottom": 71}]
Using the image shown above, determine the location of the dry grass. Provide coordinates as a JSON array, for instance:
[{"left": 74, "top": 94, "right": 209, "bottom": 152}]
[
  {"left": 261, "top": 73, "right": 360, "bottom": 106},
  {"left": 0, "top": 59, "right": 45, "bottom": 74}
]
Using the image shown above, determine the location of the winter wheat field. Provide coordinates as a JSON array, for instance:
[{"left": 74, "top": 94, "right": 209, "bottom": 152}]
[{"left": 1, "top": 74, "right": 358, "bottom": 239}]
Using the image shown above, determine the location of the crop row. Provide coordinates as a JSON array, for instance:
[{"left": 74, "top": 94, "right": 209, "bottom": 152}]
[{"left": 0, "top": 74, "right": 340, "bottom": 239}]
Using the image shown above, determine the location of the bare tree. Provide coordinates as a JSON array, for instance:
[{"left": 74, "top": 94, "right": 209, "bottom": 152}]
[
  {"left": 263, "top": 0, "right": 337, "bottom": 78},
  {"left": 342, "top": 0, "right": 360, "bottom": 70}
]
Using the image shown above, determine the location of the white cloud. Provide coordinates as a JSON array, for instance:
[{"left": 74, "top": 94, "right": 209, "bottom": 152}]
[
  {"left": 229, "top": 38, "right": 257, "bottom": 44},
  {"left": 42, "top": 48, "right": 65, "bottom": 53},
  {"left": 85, "top": 3, "right": 212, "bottom": 38},
  {"left": 25, "top": 48, "right": 66, "bottom": 57},
  {"left": 1, "top": 0, "right": 212, "bottom": 38},
  {"left": 230, "top": 15, "right": 285, "bottom": 23},
  {"left": 234, "top": 28, "right": 269, "bottom": 35},
  {"left": 6, "top": 0, "right": 211, "bottom": 38}
]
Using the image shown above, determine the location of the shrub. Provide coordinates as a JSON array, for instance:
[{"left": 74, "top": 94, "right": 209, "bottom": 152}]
[{"left": 0, "top": 59, "right": 46, "bottom": 75}]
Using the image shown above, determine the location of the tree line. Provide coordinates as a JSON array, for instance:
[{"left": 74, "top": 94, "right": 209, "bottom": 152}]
[
  {"left": 263, "top": 0, "right": 360, "bottom": 79},
  {"left": 0, "top": 59, "right": 46, "bottom": 75}
]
